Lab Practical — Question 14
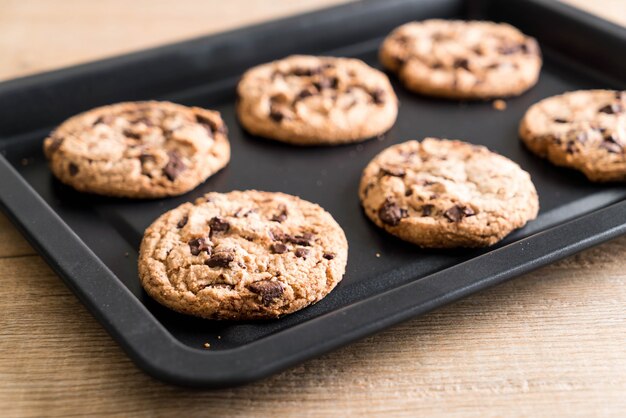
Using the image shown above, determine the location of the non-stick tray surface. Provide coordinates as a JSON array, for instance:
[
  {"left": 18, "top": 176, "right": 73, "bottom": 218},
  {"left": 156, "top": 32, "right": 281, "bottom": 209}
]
[{"left": 1, "top": 0, "right": 625, "bottom": 387}]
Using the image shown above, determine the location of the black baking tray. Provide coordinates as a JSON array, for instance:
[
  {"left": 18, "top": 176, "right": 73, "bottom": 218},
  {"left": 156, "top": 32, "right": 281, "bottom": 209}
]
[{"left": 1, "top": 0, "right": 625, "bottom": 388}]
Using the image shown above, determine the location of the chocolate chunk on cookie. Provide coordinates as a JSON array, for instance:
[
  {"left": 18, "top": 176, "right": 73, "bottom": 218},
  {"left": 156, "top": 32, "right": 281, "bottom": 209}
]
[
  {"left": 519, "top": 90, "right": 626, "bottom": 182},
  {"left": 379, "top": 20, "right": 542, "bottom": 99},
  {"left": 43, "top": 101, "right": 231, "bottom": 198},
  {"left": 236, "top": 55, "right": 398, "bottom": 145},
  {"left": 359, "top": 138, "right": 539, "bottom": 248},
  {"left": 138, "top": 190, "right": 348, "bottom": 320}
]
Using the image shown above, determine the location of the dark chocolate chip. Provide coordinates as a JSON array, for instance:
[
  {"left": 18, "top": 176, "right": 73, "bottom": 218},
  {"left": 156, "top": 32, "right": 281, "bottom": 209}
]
[
  {"left": 195, "top": 114, "right": 219, "bottom": 136},
  {"left": 498, "top": 43, "right": 525, "bottom": 55},
  {"left": 163, "top": 150, "right": 186, "bottom": 181},
  {"left": 314, "top": 76, "right": 338, "bottom": 90},
  {"left": 177, "top": 216, "right": 188, "bottom": 229},
  {"left": 92, "top": 115, "right": 113, "bottom": 126},
  {"left": 248, "top": 280, "right": 284, "bottom": 305},
  {"left": 600, "top": 134, "right": 623, "bottom": 153},
  {"left": 68, "top": 163, "right": 79, "bottom": 176},
  {"left": 379, "top": 166, "right": 406, "bottom": 177},
  {"left": 600, "top": 140, "right": 622, "bottom": 154},
  {"left": 139, "top": 153, "right": 155, "bottom": 164},
  {"left": 271, "top": 205, "right": 288, "bottom": 223},
  {"left": 323, "top": 252, "right": 335, "bottom": 260},
  {"left": 378, "top": 200, "right": 407, "bottom": 226},
  {"left": 269, "top": 106, "right": 286, "bottom": 123},
  {"left": 394, "top": 56, "right": 407, "bottom": 67},
  {"left": 553, "top": 118, "right": 569, "bottom": 123},
  {"left": 453, "top": 58, "right": 470, "bottom": 70},
  {"left": 285, "top": 232, "right": 314, "bottom": 246},
  {"left": 209, "top": 217, "right": 230, "bottom": 233},
  {"left": 522, "top": 39, "right": 540, "bottom": 55},
  {"left": 294, "top": 248, "right": 309, "bottom": 258},
  {"left": 189, "top": 238, "right": 211, "bottom": 256},
  {"left": 599, "top": 103, "right": 623, "bottom": 114},
  {"left": 206, "top": 252, "right": 234, "bottom": 268},
  {"left": 123, "top": 130, "right": 141, "bottom": 139},
  {"left": 443, "top": 205, "right": 475, "bottom": 222},
  {"left": 291, "top": 67, "right": 321, "bottom": 77},
  {"left": 605, "top": 133, "right": 620, "bottom": 144},
  {"left": 47, "top": 137, "right": 64, "bottom": 153},
  {"left": 370, "top": 88, "right": 386, "bottom": 105},
  {"left": 271, "top": 243, "right": 288, "bottom": 254},
  {"left": 296, "top": 86, "right": 317, "bottom": 100},
  {"left": 421, "top": 204, "right": 434, "bottom": 216},
  {"left": 269, "top": 227, "right": 285, "bottom": 241}
]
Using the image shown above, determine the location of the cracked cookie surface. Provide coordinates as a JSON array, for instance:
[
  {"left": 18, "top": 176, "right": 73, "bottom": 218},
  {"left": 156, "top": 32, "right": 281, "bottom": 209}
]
[
  {"left": 43, "top": 101, "right": 230, "bottom": 198},
  {"left": 379, "top": 20, "right": 541, "bottom": 99},
  {"left": 236, "top": 55, "right": 398, "bottom": 145},
  {"left": 359, "top": 138, "right": 539, "bottom": 248},
  {"left": 138, "top": 190, "right": 348, "bottom": 319},
  {"left": 520, "top": 90, "right": 626, "bottom": 182}
]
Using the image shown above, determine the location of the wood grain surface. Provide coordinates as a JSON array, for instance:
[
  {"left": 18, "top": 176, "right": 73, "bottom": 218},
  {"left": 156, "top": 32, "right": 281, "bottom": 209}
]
[{"left": 1, "top": 1, "right": 625, "bottom": 416}]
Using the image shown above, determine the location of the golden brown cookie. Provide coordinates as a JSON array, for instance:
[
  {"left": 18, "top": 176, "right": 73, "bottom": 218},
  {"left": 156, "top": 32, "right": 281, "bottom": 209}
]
[
  {"left": 138, "top": 190, "right": 348, "bottom": 320},
  {"left": 520, "top": 90, "right": 626, "bottom": 182},
  {"left": 236, "top": 55, "right": 398, "bottom": 145},
  {"left": 379, "top": 20, "right": 542, "bottom": 99},
  {"left": 43, "top": 101, "right": 230, "bottom": 198},
  {"left": 359, "top": 138, "right": 539, "bottom": 248}
]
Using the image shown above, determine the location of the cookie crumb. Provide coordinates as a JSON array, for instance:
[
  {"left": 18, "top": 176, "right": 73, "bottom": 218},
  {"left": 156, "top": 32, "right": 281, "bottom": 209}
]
[
  {"left": 203, "top": 342, "right": 211, "bottom": 349},
  {"left": 217, "top": 336, "right": 221, "bottom": 340},
  {"left": 375, "top": 252, "right": 381, "bottom": 258},
  {"left": 124, "top": 252, "right": 129, "bottom": 257},
  {"left": 20, "top": 158, "right": 30, "bottom": 166},
  {"left": 492, "top": 99, "right": 507, "bottom": 111}
]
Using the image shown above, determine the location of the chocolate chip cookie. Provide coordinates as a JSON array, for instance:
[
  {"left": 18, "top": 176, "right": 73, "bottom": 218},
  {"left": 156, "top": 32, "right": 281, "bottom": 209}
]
[
  {"left": 236, "top": 55, "right": 398, "bottom": 145},
  {"left": 379, "top": 20, "right": 542, "bottom": 99},
  {"left": 138, "top": 190, "right": 348, "bottom": 319},
  {"left": 43, "top": 101, "right": 230, "bottom": 198},
  {"left": 520, "top": 90, "right": 626, "bottom": 182},
  {"left": 359, "top": 138, "right": 539, "bottom": 248}
]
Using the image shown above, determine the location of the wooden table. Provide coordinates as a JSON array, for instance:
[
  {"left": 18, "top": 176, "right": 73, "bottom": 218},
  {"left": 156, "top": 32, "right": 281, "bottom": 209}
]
[{"left": 1, "top": 1, "right": 625, "bottom": 416}]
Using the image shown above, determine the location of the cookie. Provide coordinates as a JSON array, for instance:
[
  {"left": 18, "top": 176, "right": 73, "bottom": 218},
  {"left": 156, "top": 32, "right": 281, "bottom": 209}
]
[
  {"left": 43, "top": 101, "right": 230, "bottom": 198},
  {"left": 138, "top": 190, "right": 348, "bottom": 320},
  {"left": 520, "top": 90, "right": 626, "bottom": 182},
  {"left": 379, "top": 20, "right": 542, "bottom": 99},
  {"left": 236, "top": 55, "right": 398, "bottom": 145},
  {"left": 359, "top": 138, "right": 539, "bottom": 248}
]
